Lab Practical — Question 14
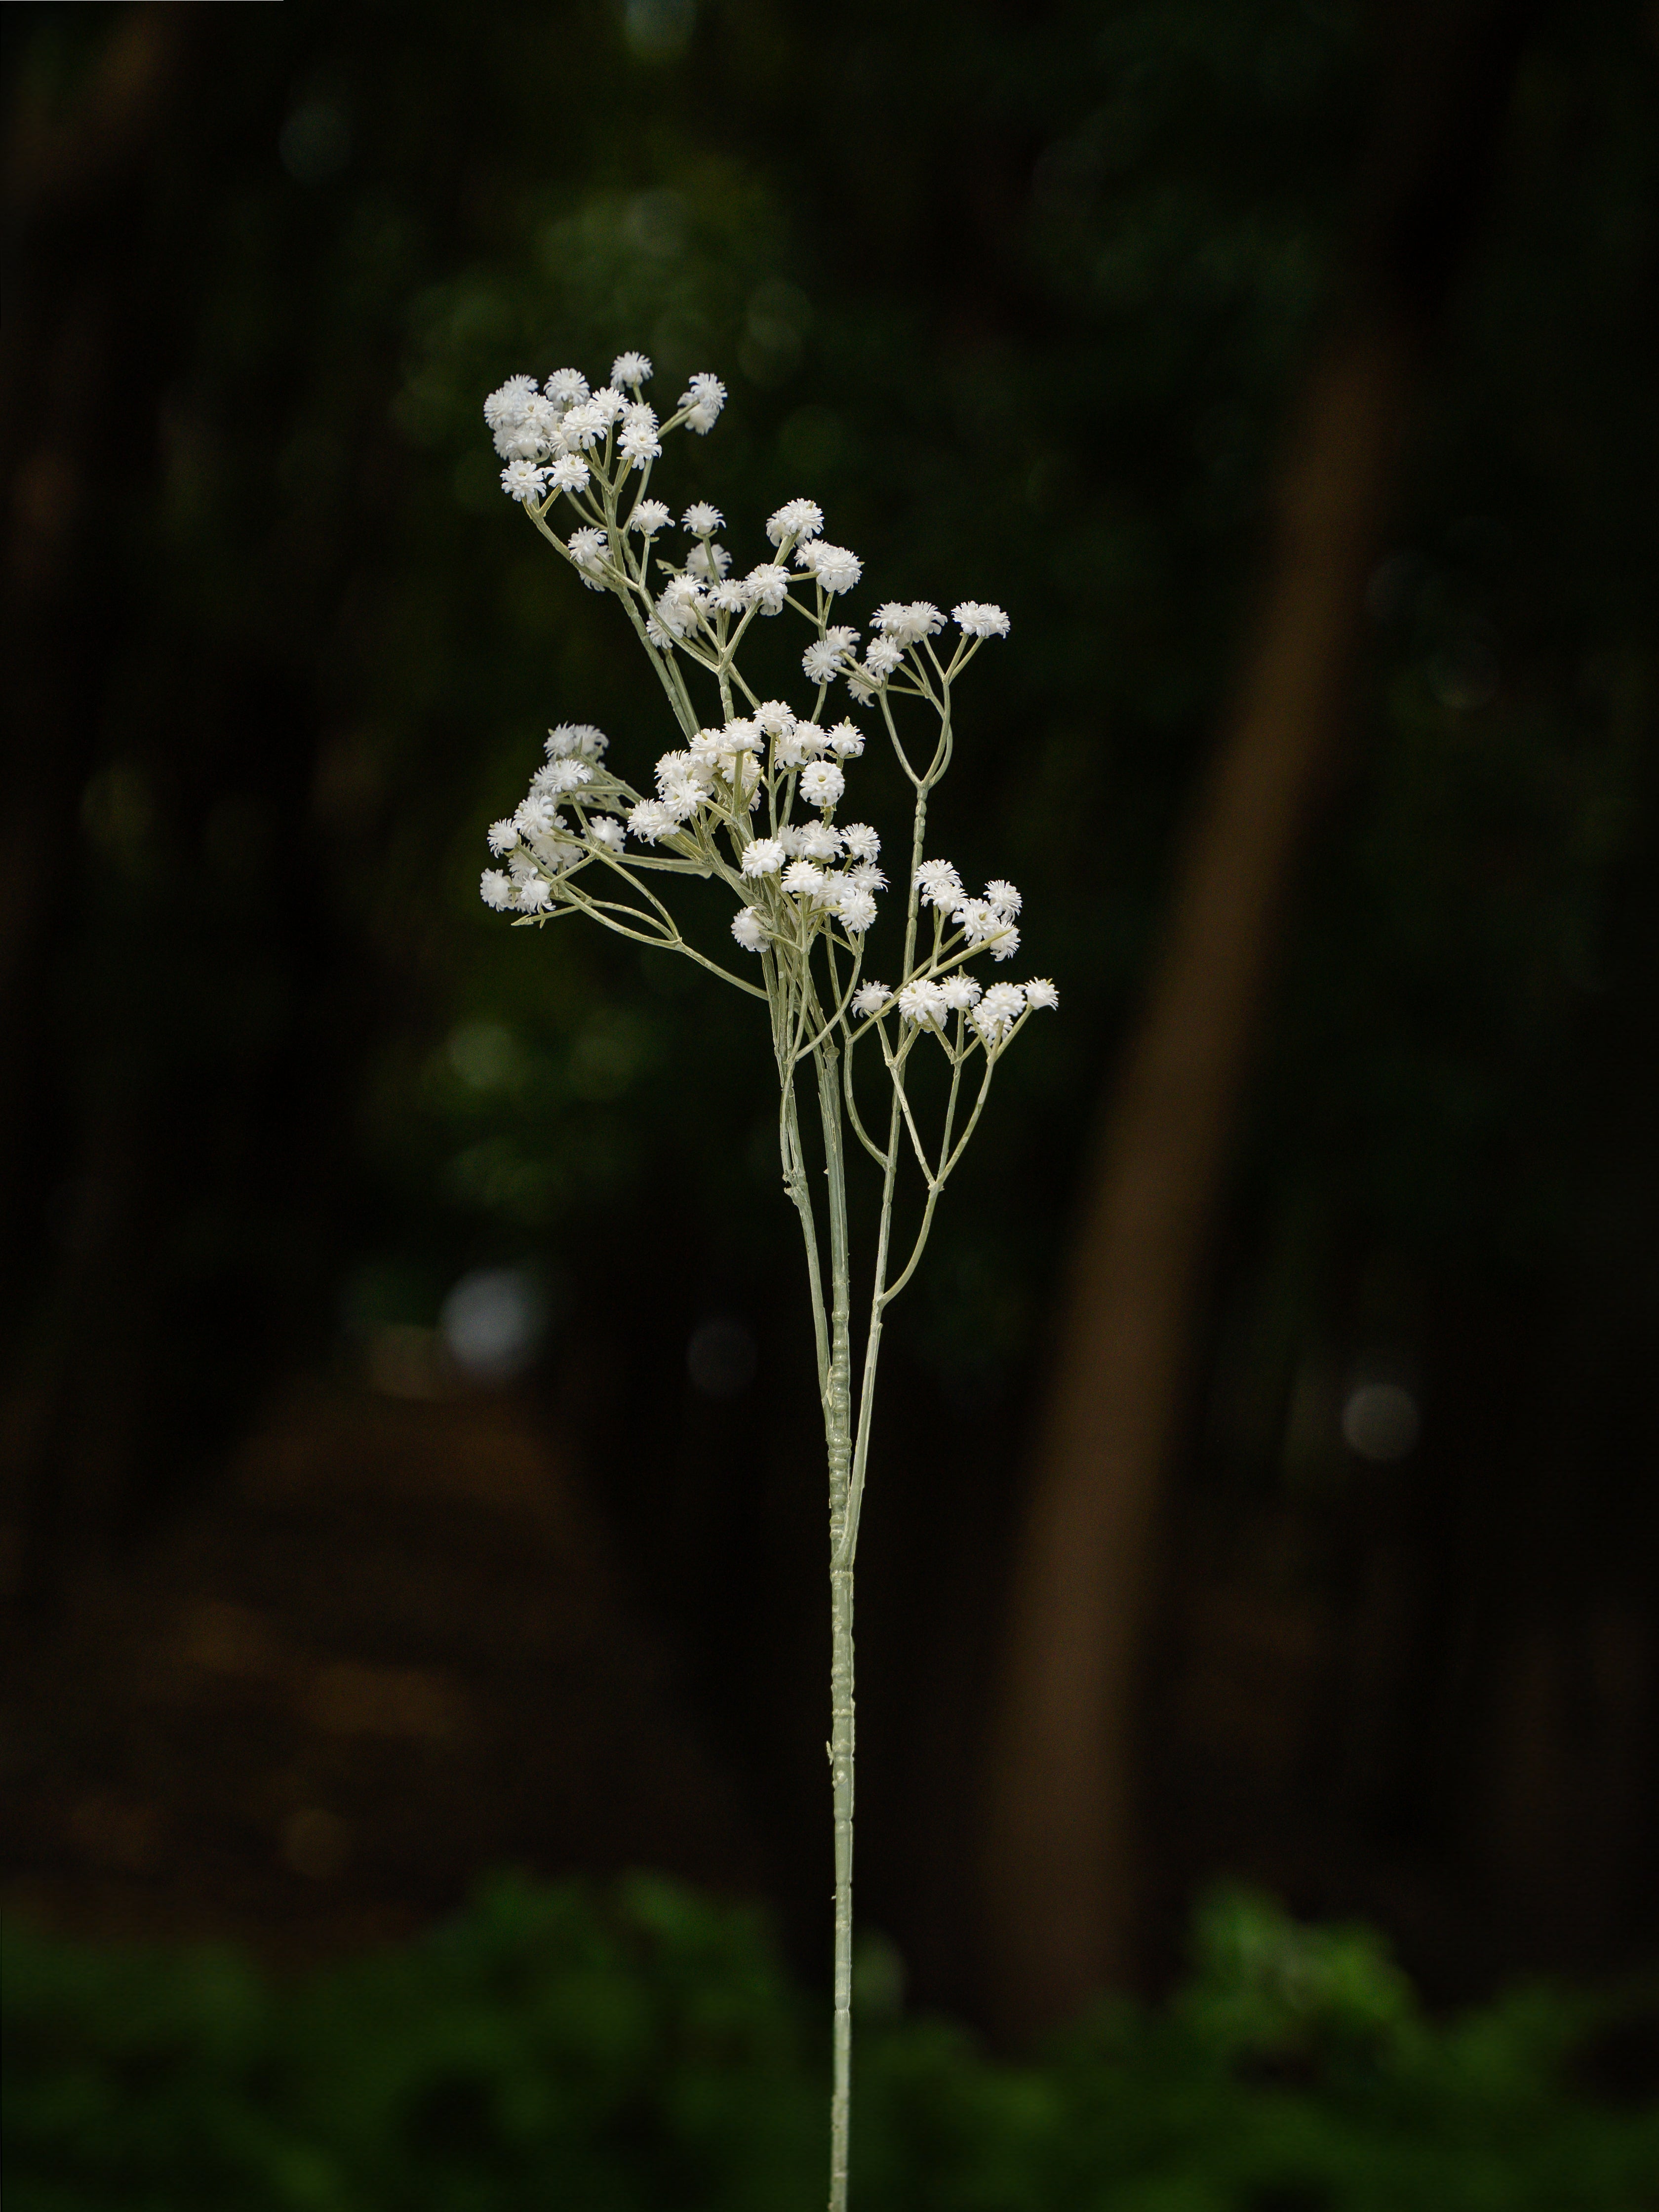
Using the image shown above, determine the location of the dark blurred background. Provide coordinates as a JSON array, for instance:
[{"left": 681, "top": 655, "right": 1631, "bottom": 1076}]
[{"left": 2, "top": 0, "right": 1655, "bottom": 2045}]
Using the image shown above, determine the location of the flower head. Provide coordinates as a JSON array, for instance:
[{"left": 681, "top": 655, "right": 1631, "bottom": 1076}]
[
  {"left": 782, "top": 860, "right": 826, "bottom": 896},
  {"left": 731, "top": 906, "right": 767, "bottom": 950},
  {"left": 873, "top": 601, "right": 945, "bottom": 645},
  {"left": 915, "top": 859, "right": 963, "bottom": 908},
  {"left": 543, "top": 368, "right": 590, "bottom": 411},
  {"left": 546, "top": 722, "right": 608, "bottom": 760},
  {"left": 686, "top": 540, "right": 731, "bottom": 582},
  {"left": 766, "top": 497, "right": 825, "bottom": 548},
  {"left": 742, "top": 562, "right": 791, "bottom": 615},
  {"left": 533, "top": 757, "right": 593, "bottom": 798},
  {"left": 1024, "top": 978, "right": 1059, "bottom": 1010},
  {"left": 939, "top": 974, "right": 982, "bottom": 1013},
  {"left": 795, "top": 818, "right": 843, "bottom": 863},
  {"left": 627, "top": 798, "right": 679, "bottom": 844},
  {"left": 679, "top": 373, "right": 727, "bottom": 434},
  {"left": 824, "top": 720, "right": 865, "bottom": 759},
  {"left": 655, "top": 574, "right": 707, "bottom": 636},
  {"left": 840, "top": 821, "right": 879, "bottom": 860},
  {"left": 618, "top": 403, "right": 662, "bottom": 468},
  {"left": 501, "top": 460, "right": 549, "bottom": 504},
  {"left": 611, "top": 350, "right": 653, "bottom": 388},
  {"left": 567, "top": 526, "right": 608, "bottom": 583},
  {"left": 741, "top": 836, "right": 787, "bottom": 878},
  {"left": 985, "top": 879, "right": 1022, "bottom": 918},
  {"left": 480, "top": 868, "right": 515, "bottom": 909},
  {"left": 548, "top": 453, "right": 591, "bottom": 496},
  {"left": 588, "top": 816, "right": 626, "bottom": 853},
  {"left": 800, "top": 760, "right": 845, "bottom": 810},
  {"left": 832, "top": 887, "right": 878, "bottom": 935},
  {"left": 630, "top": 498, "right": 671, "bottom": 535},
  {"left": 486, "top": 818, "right": 518, "bottom": 856},
  {"left": 802, "top": 639, "right": 843, "bottom": 684},
  {"left": 484, "top": 375, "right": 540, "bottom": 433},
  {"left": 897, "top": 979, "right": 949, "bottom": 1030},
  {"left": 797, "top": 541, "right": 862, "bottom": 594},
  {"left": 682, "top": 501, "right": 723, "bottom": 535},
  {"left": 852, "top": 983, "right": 892, "bottom": 1018},
  {"left": 972, "top": 982, "right": 1027, "bottom": 1043},
  {"left": 863, "top": 638, "right": 903, "bottom": 680},
  {"left": 954, "top": 600, "right": 1011, "bottom": 639}
]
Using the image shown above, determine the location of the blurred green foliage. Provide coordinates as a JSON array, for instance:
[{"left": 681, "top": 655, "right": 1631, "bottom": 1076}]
[{"left": 6, "top": 1881, "right": 1657, "bottom": 2211}]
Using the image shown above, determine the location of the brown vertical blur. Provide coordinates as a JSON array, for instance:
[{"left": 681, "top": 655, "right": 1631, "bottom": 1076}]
[{"left": 981, "top": 0, "right": 1539, "bottom": 2037}]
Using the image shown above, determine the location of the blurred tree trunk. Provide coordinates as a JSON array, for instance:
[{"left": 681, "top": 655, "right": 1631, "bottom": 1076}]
[{"left": 981, "top": 0, "right": 1537, "bottom": 2037}]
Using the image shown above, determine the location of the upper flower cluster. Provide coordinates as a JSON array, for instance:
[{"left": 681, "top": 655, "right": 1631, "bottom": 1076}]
[{"left": 477, "top": 353, "right": 1055, "bottom": 1060}]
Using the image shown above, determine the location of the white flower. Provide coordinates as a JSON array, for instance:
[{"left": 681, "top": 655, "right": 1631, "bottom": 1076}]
[
  {"left": 775, "top": 724, "right": 823, "bottom": 768},
  {"left": 686, "top": 540, "right": 731, "bottom": 581},
  {"left": 741, "top": 836, "right": 787, "bottom": 878},
  {"left": 514, "top": 794, "right": 563, "bottom": 839},
  {"left": 501, "top": 460, "right": 550, "bottom": 504},
  {"left": 559, "top": 399, "right": 606, "bottom": 451},
  {"left": 532, "top": 758, "right": 593, "bottom": 796},
  {"left": 494, "top": 395, "right": 559, "bottom": 460},
  {"left": 655, "top": 574, "right": 707, "bottom": 636},
  {"left": 709, "top": 580, "right": 748, "bottom": 615},
  {"left": 833, "top": 888, "right": 878, "bottom": 935},
  {"left": 515, "top": 874, "right": 553, "bottom": 911},
  {"left": 646, "top": 618, "right": 671, "bottom": 649},
  {"left": 940, "top": 974, "right": 982, "bottom": 1013},
  {"left": 548, "top": 453, "right": 591, "bottom": 496},
  {"left": 543, "top": 367, "right": 590, "bottom": 411},
  {"left": 611, "top": 350, "right": 653, "bottom": 388},
  {"left": 567, "top": 526, "right": 608, "bottom": 579},
  {"left": 588, "top": 386, "right": 627, "bottom": 426},
  {"left": 1024, "top": 977, "right": 1059, "bottom": 1009},
  {"left": 985, "top": 878, "right": 1022, "bottom": 918},
  {"left": 618, "top": 403, "right": 661, "bottom": 467},
  {"left": 840, "top": 822, "right": 880, "bottom": 862},
  {"left": 795, "top": 818, "right": 843, "bottom": 862},
  {"left": 721, "top": 716, "right": 762, "bottom": 752},
  {"left": 954, "top": 600, "right": 1011, "bottom": 639},
  {"left": 953, "top": 897, "right": 997, "bottom": 944},
  {"left": 915, "top": 859, "right": 963, "bottom": 908},
  {"left": 679, "top": 372, "right": 727, "bottom": 433},
  {"left": 682, "top": 501, "right": 724, "bottom": 535},
  {"left": 989, "top": 925, "right": 1020, "bottom": 962},
  {"left": 628, "top": 798, "right": 678, "bottom": 844},
  {"left": 846, "top": 672, "right": 876, "bottom": 705},
  {"left": 766, "top": 497, "right": 824, "bottom": 547},
  {"left": 484, "top": 374, "right": 540, "bottom": 432},
  {"left": 800, "top": 760, "right": 845, "bottom": 809},
  {"left": 797, "top": 541, "right": 862, "bottom": 594},
  {"left": 873, "top": 600, "right": 945, "bottom": 645},
  {"left": 656, "top": 750, "right": 713, "bottom": 815},
  {"left": 824, "top": 720, "right": 865, "bottom": 759},
  {"left": 864, "top": 638, "right": 903, "bottom": 680},
  {"left": 486, "top": 817, "right": 518, "bottom": 856},
  {"left": 802, "top": 640, "right": 842, "bottom": 684},
  {"left": 630, "top": 498, "right": 672, "bottom": 535},
  {"left": 753, "top": 700, "right": 797, "bottom": 740},
  {"left": 852, "top": 983, "right": 891, "bottom": 1018},
  {"left": 973, "top": 982, "right": 1027, "bottom": 1041},
  {"left": 846, "top": 860, "right": 887, "bottom": 892},
  {"left": 547, "top": 722, "right": 608, "bottom": 759},
  {"left": 897, "top": 979, "right": 949, "bottom": 1029},
  {"left": 742, "top": 562, "right": 791, "bottom": 614},
  {"left": 480, "top": 867, "right": 515, "bottom": 909},
  {"left": 731, "top": 905, "right": 767, "bottom": 950},
  {"left": 588, "top": 815, "right": 626, "bottom": 853},
  {"left": 782, "top": 860, "right": 825, "bottom": 896}
]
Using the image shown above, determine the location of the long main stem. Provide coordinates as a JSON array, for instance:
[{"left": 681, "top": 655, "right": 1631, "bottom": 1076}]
[{"left": 818, "top": 1041, "right": 856, "bottom": 2212}]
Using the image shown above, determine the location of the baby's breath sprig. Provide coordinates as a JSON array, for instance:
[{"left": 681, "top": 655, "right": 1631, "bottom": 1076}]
[{"left": 479, "top": 353, "right": 1057, "bottom": 2212}]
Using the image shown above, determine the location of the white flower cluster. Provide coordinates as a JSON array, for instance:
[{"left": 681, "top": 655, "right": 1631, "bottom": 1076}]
[{"left": 477, "top": 352, "right": 1054, "bottom": 1061}]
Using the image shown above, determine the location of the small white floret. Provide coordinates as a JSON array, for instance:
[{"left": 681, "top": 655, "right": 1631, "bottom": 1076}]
[
  {"left": 802, "top": 640, "right": 842, "bottom": 684},
  {"left": 480, "top": 868, "right": 515, "bottom": 909},
  {"left": 630, "top": 498, "right": 672, "bottom": 535},
  {"left": 742, "top": 563, "right": 791, "bottom": 614},
  {"left": 543, "top": 368, "right": 590, "bottom": 411},
  {"left": 953, "top": 600, "right": 1011, "bottom": 639},
  {"left": 985, "top": 879, "right": 1022, "bottom": 918},
  {"left": 824, "top": 720, "right": 865, "bottom": 759},
  {"left": 800, "top": 760, "right": 845, "bottom": 809},
  {"left": 687, "top": 541, "right": 731, "bottom": 582},
  {"left": 682, "top": 502, "right": 723, "bottom": 535},
  {"left": 741, "top": 837, "right": 787, "bottom": 878},
  {"left": 897, "top": 979, "right": 949, "bottom": 1030},
  {"left": 852, "top": 983, "right": 891, "bottom": 1018},
  {"left": 588, "top": 816, "right": 626, "bottom": 853},
  {"left": 679, "top": 372, "right": 727, "bottom": 433},
  {"left": 546, "top": 723, "right": 608, "bottom": 759},
  {"left": 611, "top": 351, "right": 653, "bottom": 388},
  {"left": 548, "top": 453, "right": 591, "bottom": 497},
  {"left": 873, "top": 600, "right": 945, "bottom": 644},
  {"left": 628, "top": 798, "right": 678, "bottom": 844},
  {"left": 797, "top": 541, "right": 862, "bottom": 594},
  {"left": 766, "top": 497, "right": 825, "bottom": 548},
  {"left": 1024, "top": 978, "right": 1059, "bottom": 1009},
  {"left": 501, "top": 460, "right": 550, "bottom": 504},
  {"left": 864, "top": 639, "right": 903, "bottom": 680},
  {"left": 840, "top": 822, "right": 880, "bottom": 861},
  {"left": 781, "top": 860, "right": 825, "bottom": 896},
  {"left": 484, "top": 374, "right": 540, "bottom": 432},
  {"left": 731, "top": 906, "right": 767, "bottom": 950},
  {"left": 486, "top": 818, "right": 518, "bottom": 857},
  {"left": 834, "top": 889, "right": 878, "bottom": 935},
  {"left": 914, "top": 859, "right": 964, "bottom": 908}
]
